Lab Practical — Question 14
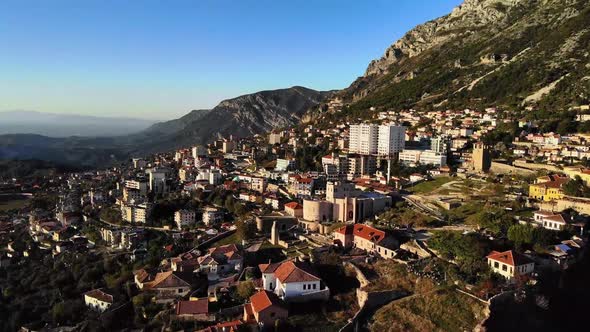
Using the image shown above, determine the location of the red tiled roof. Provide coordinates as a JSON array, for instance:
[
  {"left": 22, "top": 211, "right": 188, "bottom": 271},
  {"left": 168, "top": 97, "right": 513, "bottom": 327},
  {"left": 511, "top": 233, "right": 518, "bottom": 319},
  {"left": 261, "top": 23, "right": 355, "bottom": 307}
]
[
  {"left": 84, "top": 289, "right": 113, "bottom": 303},
  {"left": 250, "top": 290, "right": 286, "bottom": 313},
  {"left": 258, "top": 262, "right": 281, "bottom": 274},
  {"left": 285, "top": 202, "right": 303, "bottom": 209},
  {"left": 176, "top": 298, "right": 208, "bottom": 315},
  {"left": 487, "top": 250, "right": 533, "bottom": 267},
  {"left": 334, "top": 224, "right": 385, "bottom": 243},
  {"left": 274, "top": 261, "right": 320, "bottom": 283},
  {"left": 145, "top": 271, "right": 191, "bottom": 289},
  {"left": 198, "top": 320, "right": 243, "bottom": 332}
]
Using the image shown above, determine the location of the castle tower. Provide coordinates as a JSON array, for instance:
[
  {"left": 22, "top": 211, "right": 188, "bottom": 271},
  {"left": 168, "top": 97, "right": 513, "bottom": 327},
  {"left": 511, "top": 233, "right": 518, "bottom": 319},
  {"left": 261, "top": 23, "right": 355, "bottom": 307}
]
[
  {"left": 270, "top": 221, "right": 279, "bottom": 245},
  {"left": 473, "top": 143, "right": 491, "bottom": 172}
]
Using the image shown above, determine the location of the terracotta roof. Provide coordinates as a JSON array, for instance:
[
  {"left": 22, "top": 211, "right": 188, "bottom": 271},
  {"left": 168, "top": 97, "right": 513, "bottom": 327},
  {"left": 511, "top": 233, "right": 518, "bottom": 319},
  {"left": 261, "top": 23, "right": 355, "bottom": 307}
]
[
  {"left": 486, "top": 250, "right": 533, "bottom": 267},
  {"left": 145, "top": 271, "right": 191, "bottom": 289},
  {"left": 285, "top": 202, "right": 303, "bottom": 209},
  {"left": 249, "top": 290, "right": 286, "bottom": 313},
  {"left": 274, "top": 260, "right": 321, "bottom": 283},
  {"left": 176, "top": 298, "right": 208, "bottom": 315},
  {"left": 134, "top": 269, "right": 152, "bottom": 283},
  {"left": 258, "top": 262, "right": 282, "bottom": 274},
  {"left": 534, "top": 210, "right": 556, "bottom": 217},
  {"left": 84, "top": 289, "right": 113, "bottom": 303},
  {"left": 544, "top": 214, "right": 567, "bottom": 224},
  {"left": 334, "top": 224, "right": 386, "bottom": 243}
]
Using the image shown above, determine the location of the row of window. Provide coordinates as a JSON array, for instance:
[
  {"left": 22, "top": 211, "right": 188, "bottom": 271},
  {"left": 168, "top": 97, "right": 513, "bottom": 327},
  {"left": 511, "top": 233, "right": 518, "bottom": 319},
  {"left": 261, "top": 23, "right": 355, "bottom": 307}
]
[{"left": 302, "top": 283, "right": 317, "bottom": 290}]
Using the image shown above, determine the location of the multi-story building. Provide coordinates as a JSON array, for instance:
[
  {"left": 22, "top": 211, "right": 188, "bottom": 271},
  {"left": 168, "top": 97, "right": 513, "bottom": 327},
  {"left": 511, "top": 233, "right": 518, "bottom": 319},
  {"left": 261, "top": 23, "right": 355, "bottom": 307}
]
[
  {"left": 399, "top": 149, "right": 447, "bottom": 166},
  {"left": 125, "top": 179, "right": 148, "bottom": 195},
  {"left": 377, "top": 124, "right": 406, "bottom": 157},
  {"left": 269, "top": 132, "right": 282, "bottom": 145},
  {"left": 147, "top": 168, "right": 168, "bottom": 195},
  {"left": 528, "top": 174, "right": 569, "bottom": 202},
  {"left": 202, "top": 207, "right": 224, "bottom": 225},
  {"left": 349, "top": 124, "right": 379, "bottom": 155},
  {"left": 175, "top": 209, "right": 196, "bottom": 229},
  {"left": 121, "top": 202, "right": 152, "bottom": 223},
  {"left": 275, "top": 158, "right": 295, "bottom": 172}
]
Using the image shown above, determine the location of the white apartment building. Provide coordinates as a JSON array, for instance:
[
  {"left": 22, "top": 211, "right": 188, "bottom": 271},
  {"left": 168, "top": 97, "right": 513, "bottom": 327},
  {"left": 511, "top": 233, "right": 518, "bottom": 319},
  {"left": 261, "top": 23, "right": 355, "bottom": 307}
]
[
  {"left": 175, "top": 209, "right": 196, "bottom": 229},
  {"left": 399, "top": 149, "right": 447, "bottom": 167},
  {"left": 377, "top": 124, "right": 406, "bottom": 156},
  {"left": 349, "top": 124, "right": 379, "bottom": 155},
  {"left": 203, "top": 207, "right": 224, "bottom": 225}
]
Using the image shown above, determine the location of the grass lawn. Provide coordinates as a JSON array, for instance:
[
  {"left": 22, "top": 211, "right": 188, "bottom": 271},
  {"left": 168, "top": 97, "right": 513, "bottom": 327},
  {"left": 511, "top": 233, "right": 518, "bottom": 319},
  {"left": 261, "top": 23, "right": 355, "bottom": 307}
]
[
  {"left": 212, "top": 232, "right": 241, "bottom": 246},
  {"left": 410, "top": 177, "right": 454, "bottom": 194},
  {"left": 370, "top": 288, "right": 487, "bottom": 332}
]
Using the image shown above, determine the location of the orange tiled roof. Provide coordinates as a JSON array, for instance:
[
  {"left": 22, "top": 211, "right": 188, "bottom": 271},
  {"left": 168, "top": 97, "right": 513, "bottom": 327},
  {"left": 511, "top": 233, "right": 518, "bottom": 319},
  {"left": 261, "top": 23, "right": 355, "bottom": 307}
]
[
  {"left": 274, "top": 260, "right": 320, "bottom": 283},
  {"left": 249, "top": 290, "right": 286, "bottom": 313},
  {"left": 335, "top": 224, "right": 386, "bottom": 244},
  {"left": 486, "top": 250, "right": 533, "bottom": 267},
  {"left": 176, "top": 298, "right": 208, "bottom": 315}
]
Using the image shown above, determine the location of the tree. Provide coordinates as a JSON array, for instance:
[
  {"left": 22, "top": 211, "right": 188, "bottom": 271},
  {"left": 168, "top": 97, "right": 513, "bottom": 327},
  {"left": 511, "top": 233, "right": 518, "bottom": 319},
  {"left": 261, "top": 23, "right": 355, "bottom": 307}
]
[
  {"left": 236, "top": 220, "right": 256, "bottom": 241},
  {"left": 507, "top": 224, "right": 534, "bottom": 248},
  {"left": 562, "top": 176, "right": 590, "bottom": 198},
  {"left": 236, "top": 280, "right": 256, "bottom": 300}
]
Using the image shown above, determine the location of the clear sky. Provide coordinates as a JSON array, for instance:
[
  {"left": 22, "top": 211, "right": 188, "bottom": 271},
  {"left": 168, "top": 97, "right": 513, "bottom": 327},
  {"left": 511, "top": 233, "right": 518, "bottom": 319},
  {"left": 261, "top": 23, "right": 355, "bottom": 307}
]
[{"left": 0, "top": 0, "right": 463, "bottom": 120}]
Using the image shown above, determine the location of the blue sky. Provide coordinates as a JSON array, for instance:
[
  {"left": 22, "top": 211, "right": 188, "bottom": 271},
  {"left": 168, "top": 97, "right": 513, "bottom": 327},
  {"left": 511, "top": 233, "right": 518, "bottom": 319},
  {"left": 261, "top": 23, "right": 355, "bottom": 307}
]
[{"left": 0, "top": 0, "right": 462, "bottom": 120}]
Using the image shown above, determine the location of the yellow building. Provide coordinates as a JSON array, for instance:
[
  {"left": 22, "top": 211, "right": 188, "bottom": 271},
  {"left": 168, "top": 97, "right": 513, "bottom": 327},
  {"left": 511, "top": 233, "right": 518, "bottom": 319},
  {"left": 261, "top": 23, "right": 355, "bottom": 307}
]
[{"left": 529, "top": 174, "right": 569, "bottom": 202}]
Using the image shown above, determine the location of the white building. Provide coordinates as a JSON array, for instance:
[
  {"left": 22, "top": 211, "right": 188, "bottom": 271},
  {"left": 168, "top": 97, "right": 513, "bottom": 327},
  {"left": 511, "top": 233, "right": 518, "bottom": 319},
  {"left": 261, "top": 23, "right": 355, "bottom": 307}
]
[
  {"left": 259, "top": 260, "right": 329, "bottom": 301},
  {"left": 202, "top": 207, "right": 224, "bottom": 225},
  {"left": 84, "top": 289, "right": 113, "bottom": 312},
  {"left": 486, "top": 250, "right": 534, "bottom": 281},
  {"left": 175, "top": 209, "right": 196, "bottom": 229},
  {"left": 377, "top": 124, "right": 406, "bottom": 156},
  {"left": 399, "top": 149, "right": 447, "bottom": 166},
  {"left": 349, "top": 124, "right": 379, "bottom": 155}
]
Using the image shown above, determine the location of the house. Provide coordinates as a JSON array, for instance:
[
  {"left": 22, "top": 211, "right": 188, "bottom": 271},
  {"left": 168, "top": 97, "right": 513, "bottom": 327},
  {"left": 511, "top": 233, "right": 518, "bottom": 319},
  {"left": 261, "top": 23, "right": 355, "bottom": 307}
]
[
  {"left": 171, "top": 250, "right": 200, "bottom": 272},
  {"left": 528, "top": 174, "right": 569, "bottom": 202},
  {"left": 284, "top": 202, "right": 303, "bottom": 218},
  {"left": 486, "top": 250, "right": 535, "bottom": 281},
  {"left": 259, "top": 260, "right": 329, "bottom": 302},
  {"left": 333, "top": 223, "right": 399, "bottom": 259},
  {"left": 197, "top": 320, "right": 243, "bottom": 332},
  {"left": 175, "top": 298, "right": 213, "bottom": 321},
  {"left": 134, "top": 270, "right": 192, "bottom": 303},
  {"left": 197, "top": 244, "right": 243, "bottom": 280},
  {"left": 533, "top": 210, "right": 570, "bottom": 230},
  {"left": 243, "top": 290, "right": 288, "bottom": 327},
  {"left": 84, "top": 289, "right": 113, "bottom": 312}
]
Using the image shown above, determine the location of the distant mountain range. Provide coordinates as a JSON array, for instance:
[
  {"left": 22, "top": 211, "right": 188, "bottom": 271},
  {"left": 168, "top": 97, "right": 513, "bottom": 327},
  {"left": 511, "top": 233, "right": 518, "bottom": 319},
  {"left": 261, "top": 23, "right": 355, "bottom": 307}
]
[
  {"left": 0, "top": 87, "right": 331, "bottom": 165},
  {"left": 0, "top": 111, "right": 156, "bottom": 137}
]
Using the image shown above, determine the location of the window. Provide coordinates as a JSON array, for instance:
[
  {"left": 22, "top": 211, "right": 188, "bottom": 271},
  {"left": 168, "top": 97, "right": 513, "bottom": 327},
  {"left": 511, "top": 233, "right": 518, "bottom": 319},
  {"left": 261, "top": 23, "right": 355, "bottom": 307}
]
[
  {"left": 178, "top": 288, "right": 183, "bottom": 293},
  {"left": 502, "top": 264, "right": 507, "bottom": 271},
  {"left": 494, "top": 262, "right": 499, "bottom": 268},
  {"left": 270, "top": 312, "right": 275, "bottom": 318},
  {"left": 303, "top": 284, "right": 306, "bottom": 290},
  {"left": 313, "top": 284, "right": 316, "bottom": 290}
]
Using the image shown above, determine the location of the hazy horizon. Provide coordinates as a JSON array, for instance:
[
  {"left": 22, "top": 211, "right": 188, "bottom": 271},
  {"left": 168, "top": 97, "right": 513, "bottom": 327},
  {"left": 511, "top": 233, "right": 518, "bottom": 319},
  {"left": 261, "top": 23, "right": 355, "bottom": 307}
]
[{"left": 0, "top": 0, "right": 462, "bottom": 120}]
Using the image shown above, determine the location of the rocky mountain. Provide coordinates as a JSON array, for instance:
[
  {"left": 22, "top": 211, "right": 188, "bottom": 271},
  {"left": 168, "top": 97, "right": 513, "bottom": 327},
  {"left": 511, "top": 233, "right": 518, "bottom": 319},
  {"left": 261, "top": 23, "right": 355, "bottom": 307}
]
[
  {"left": 0, "top": 86, "right": 330, "bottom": 164},
  {"left": 340, "top": 0, "right": 590, "bottom": 114},
  {"left": 128, "top": 86, "right": 331, "bottom": 153}
]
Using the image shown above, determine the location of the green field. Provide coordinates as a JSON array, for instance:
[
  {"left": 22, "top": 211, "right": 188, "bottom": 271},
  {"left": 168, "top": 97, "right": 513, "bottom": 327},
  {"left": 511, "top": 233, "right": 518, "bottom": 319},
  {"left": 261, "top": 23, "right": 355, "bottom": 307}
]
[{"left": 410, "top": 177, "right": 454, "bottom": 194}]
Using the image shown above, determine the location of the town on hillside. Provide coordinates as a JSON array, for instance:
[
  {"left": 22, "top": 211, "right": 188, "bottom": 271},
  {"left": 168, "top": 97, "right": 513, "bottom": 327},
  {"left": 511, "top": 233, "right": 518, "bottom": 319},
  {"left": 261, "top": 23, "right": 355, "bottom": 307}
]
[{"left": 2, "top": 103, "right": 590, "bottom": 331}]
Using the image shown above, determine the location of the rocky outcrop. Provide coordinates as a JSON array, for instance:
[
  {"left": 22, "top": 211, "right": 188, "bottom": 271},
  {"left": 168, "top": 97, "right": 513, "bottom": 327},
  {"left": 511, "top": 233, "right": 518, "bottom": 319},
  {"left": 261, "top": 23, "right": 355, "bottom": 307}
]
[{"left": 364, "top": 0, "right": 524, "bottom": 77}]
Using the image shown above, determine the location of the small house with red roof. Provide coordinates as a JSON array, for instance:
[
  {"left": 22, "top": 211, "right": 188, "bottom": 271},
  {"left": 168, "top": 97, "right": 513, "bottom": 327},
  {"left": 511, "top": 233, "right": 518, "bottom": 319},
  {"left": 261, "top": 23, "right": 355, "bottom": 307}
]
[
  {"left": 333, "top": 223, "right": 399, "bottom": 259},
  {"left": 258, "top": 260, "right": 329, "bottom": 302},
  {"left": 284, "top": 202, "right": 303, "bottom": 218},
  {"left": 243, "top": 290, "right": 288, "bottom": 326},
  {"left": 486, "top": 250, "right": 535, "bottom": 280},
  {"left": 84, "top": 289, "right": 113, "bottom": 312},
  {"left": 174, "top": 298, "right": 213, "bottom": 321}
]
